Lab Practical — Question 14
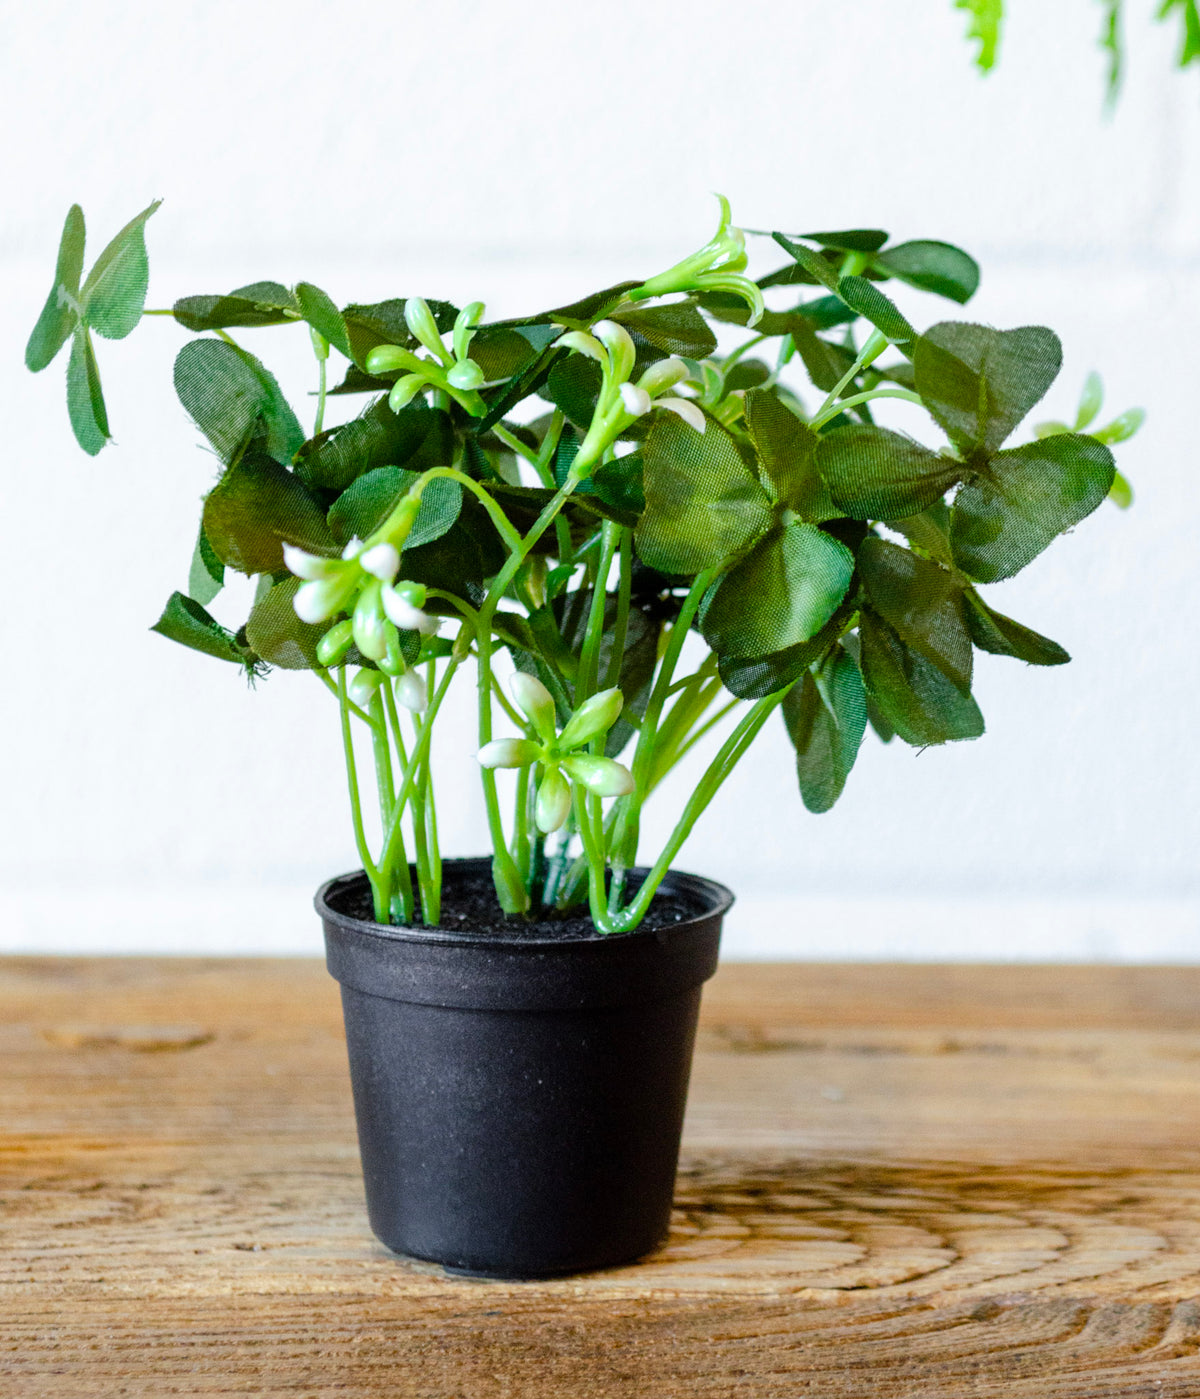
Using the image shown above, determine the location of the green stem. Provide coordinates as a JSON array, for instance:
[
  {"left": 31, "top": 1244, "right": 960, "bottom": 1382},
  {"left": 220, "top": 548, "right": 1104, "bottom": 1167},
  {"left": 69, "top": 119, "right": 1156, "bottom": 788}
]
[
  {"left": 603, "top": 528, "right": 633, "bottom": 691},
  {"left": 611, "top": 692, "right": 785, "bottom": 932},
  {"left": 572, "top": 785, "right": 613, "bottom": 931},
  {"left": 813, "top": 328, "right": 889, "bottom": 422},
  {"left": 810, "top": 387, "right": 922, "bottom": 430},
  {"left": 314, "top": 355, "right": 327, "bottom": 436},
  {"left": 316, "top": 669, "right": 382, "bottom": 733},
  {"left": 337, "top": 667, "right": 381, "bottom": 914}
]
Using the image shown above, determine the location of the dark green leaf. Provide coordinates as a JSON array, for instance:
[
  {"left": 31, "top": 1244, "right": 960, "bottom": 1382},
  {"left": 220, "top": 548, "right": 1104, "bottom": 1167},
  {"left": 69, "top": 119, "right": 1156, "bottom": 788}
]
[
  {"left": 188, "top": 524, "right": 225, "bottom": 606},
  {"left": 294, "top": 282, "right": 352, "bottom": 359},
  {"left": 203, "top": 452, "right": 334, "bottom": 575},
  {"left": 787, "top": 315, "right": 852, "bottom": 393},
  {"left": 859, "top": 610, "right": 984, "bottom": 746},
  {"left": 544, "top": 355, "right": 602, "bottom": 430},
  {"left": 816, "top": 424, "right": 963, "bottom": 520},
  {"left": 703, "top": 523, "right": 854, "bottom": 659},
  {"left": 743, "top": 388, "right": 833, "bottom": 520},
  {"left": 723, "top": 359, "right": 772, "bottom": 393},
  {"left": 66, "top": 327, "right": 108, "bottom": 455},
  {"left": 797, "top": 295, "right": 859, "bottom": 331},
  {"left": 173, "top": 281, "right": 298, "bottom": 331},
  {"left": 294, "top": 398, "right": 441, "bottom": 492},
  {"left": 783, "top": 645, "right": 868, "bottom": 813},
  {"left": 964, "top": 590, "right": 1070, "bottom": 665},
  {"left": 151, "top": 591, "right": 246, "bottom": 666},
  {"left": 914, "top": 322, "right": 1062, "bottom": 457},
  {"left": 770, "top": 233, "right": 841, "bottom": 291},
  {"left": 717, "top": 607, "right": 852, "bottom": 700},
  {"left": 476, "top": 341, "right": 564, "bottom": 434},
  {"left": 538, "top": 281, "right": 642, "bottom": 329},
  {"left": 612, "top": 302, "right": 717, "bottom": 359},
  {"left": 590, "top": 454, "right": 645, "bottom": 525},
  {"left": 470, "top": 324, "right": 559, "bottom": 383},
  {"left": 950, "top": 433, "right": 1115, "bottom": 582},
  {"left": 174, "top": 338, "right": 304, "bottom": 466},
  {"left": 858, "top": 537, "right": 972, "bottom": 691},
  {"left": 837, "top": 276, "right": 915, "bottom": 347},
  {"left": 796, "top": 229, "right": 889, "bottom": 253},
  {"left": 873, "top": 240, "right": 980, "bottom": 304},
  {"left": 327, "top": 466, "right": 461, "bottom": 551},
  {"left": 636, "top": 413, "right": 773, "bottom": 574},
  {"left": 26, "top": 204, "right": 85, "bottom": 371},
  {"left": 894, "top": 501, "right": 955, "bottom": 566},
  {"left": 245, "top": 576, "right": 327, "bottom": 669},
  {"left": 80, "top": 199, "right": 160, "bottom": 340}
]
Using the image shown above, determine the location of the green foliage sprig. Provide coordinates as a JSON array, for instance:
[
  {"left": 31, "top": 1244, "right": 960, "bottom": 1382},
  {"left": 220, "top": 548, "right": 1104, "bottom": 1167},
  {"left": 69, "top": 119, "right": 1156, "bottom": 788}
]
[{"left": 27, "top": 198, "right": 1142, "bottom": 933}]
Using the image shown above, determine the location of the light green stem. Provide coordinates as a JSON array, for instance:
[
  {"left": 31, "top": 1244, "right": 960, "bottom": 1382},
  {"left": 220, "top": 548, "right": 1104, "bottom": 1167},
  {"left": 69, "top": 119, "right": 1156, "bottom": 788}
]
[
  {"left": 810, "top": 387, "right": 922, "bottom": 430},
  {"left": 337, "top": 667, "right": 381, "bottom": 915}
]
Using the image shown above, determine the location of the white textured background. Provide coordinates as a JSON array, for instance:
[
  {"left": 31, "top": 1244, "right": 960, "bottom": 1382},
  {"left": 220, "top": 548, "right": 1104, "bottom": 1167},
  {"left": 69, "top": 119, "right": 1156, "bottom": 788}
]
[{"left": 1, "top": 0, "right": 1197, "bottom": 957}]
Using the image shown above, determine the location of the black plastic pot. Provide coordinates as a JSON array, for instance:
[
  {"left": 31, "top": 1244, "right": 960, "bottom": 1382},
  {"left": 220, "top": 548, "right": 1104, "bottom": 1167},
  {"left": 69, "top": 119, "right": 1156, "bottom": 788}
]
[{"left": 317, "top": 858, "right": 731, "bottom": 1279}]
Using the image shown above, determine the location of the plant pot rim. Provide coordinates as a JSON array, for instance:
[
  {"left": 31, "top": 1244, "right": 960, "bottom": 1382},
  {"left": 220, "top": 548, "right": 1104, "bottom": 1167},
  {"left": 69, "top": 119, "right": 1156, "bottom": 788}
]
[
  {"left": 315, "top": 856, "right": 734, "bottom": 951},
  {"left": 318, "top": 858, "right": 732, "bottom": 1012}
]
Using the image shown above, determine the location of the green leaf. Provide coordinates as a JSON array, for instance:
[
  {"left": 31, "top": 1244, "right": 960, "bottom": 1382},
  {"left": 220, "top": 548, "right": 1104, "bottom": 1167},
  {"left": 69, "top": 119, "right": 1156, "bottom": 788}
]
[
  {"left": 188, "top": 524, "right": 225, "bottom": 606},
  {"left": 703, "top": 523, "right": 855, "bottom": 659},
  {"left": 1091, "top": 407, "right": 1145, "bottom": 445},
  {"left": 950, "top": 433, "right": 1116, "bottom": 582},
  {"left": 636, "top": 413, "right": 773, "bottom": 575},
  {"left": 294, "top": 282, "right": 352, "bottom": 359},
  {"left": 80, "top": 199, "right": 160, "bottom": 340},
  {"left": 859, "top": 610, "right": 985, "bottom": 746},
  {"left": 742, "top": 389, "right": 834, "bottom": 520},
  {"left": 327, "top": 466, "right": 462, "bottom": 551},
  {"left": 786, "top": 315, "right": 852, "bottom": 393},
  {"left": 770, "top": 233, "right": 841, "bottom": 292},
  {"left": 341, "top": 299, "right": 459, "bottom": 371},
  {"left": 476, "top": 340, "right": 564, "bottom": 435},
  {"left": 796, "top": 229, "right": 889, "bottom": 254},
  {"left": 796, "top": 295, "right": 859, "bottom": 332},
  {"left": 1074, "top": 371, "right": 1104, "bottom": 430},
  {"left": 1108, "top": 469, "right": 1134, "bottom": 510},
  {"left": 957, "top": 0, "right": 1004, "bottom": 71},
  {"left": 783, "top": 645, "right": 868, "bottom": 813},
  {"left": 816, "top": 424, "right": 964, "bottom": 520},
  {"left": 590, "top": 454, "right": 645, "bottom": 525},
  {"left": 26, "top": 204, "right": 85, "bottom": 371},
  {"left": 203, "top": 452, "right": 335, "bottom": 575},
  {"left": 858, "top": 537, "right": 973, "bottom": 691},
  {"left": 294, "top": 398, "right": 442, "bottom": 492},
  {"left": 469, "top": 323, "right": 559, "bottom": 384},
  {"left": 173, "top": 281, "right": 299, "bottom": 331},
  {"left": 612, "top": 302, "right": 717, "bottom": 359},
  {"left": 151, "top": 591, "right": 247, "bottom": 666},
  {"left": 836, "top": 276, "right": 915, "bottom": 346},
  {"left": 894, "top": 500, "right": 955, "bottom": 566},
  {"left": 66, "top": 327, "right": 109, "bottom": 455},
  {"left": 539, "top": 281, "right": 642, "bottom": 330},
  {"left": 873, "top": 241, "right": 980, "bottom": 305},
  {"left": 174, "top": 339, "right": 304, "bottom": 466},
  {"left": 914, "top": 322, "right": 1062, "bottom": 457},
  {"left": 964, "top": 590, "right": 1070, "bottom": 665},
  {"left": 717, "top": 608, "right": 850, "bottom": 701},
  {"left": 245, "top": 576, "right": 328, "bottom": 669}
]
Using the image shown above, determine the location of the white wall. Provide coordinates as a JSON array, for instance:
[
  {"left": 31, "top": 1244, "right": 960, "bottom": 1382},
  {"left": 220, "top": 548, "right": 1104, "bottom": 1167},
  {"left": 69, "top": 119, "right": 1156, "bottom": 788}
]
[{"left": 2, "top": 0, "right": 1197, "bottom": 958}]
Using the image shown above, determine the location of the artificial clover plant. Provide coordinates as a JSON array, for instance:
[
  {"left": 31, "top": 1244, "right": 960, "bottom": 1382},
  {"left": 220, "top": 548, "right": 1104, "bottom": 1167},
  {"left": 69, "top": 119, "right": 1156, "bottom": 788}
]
[{"left": 27, "top": 197, "right": 1141, "bottom": 933}]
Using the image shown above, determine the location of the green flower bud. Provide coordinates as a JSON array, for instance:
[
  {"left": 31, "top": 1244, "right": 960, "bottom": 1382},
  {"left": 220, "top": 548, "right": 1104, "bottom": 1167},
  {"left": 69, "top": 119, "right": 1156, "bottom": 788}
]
[
  {"left": 316, "top": 619, "right": 354, "bottom": 667},
  {"left": 561, "top": 754, "right": 635, "bottom": 798},
  {"left": 453, "top": 301, "right": 485, "bottom": 363},
  {"left": 366, "top": 343, "right": 425, "bottom": 376},
  {"left": 348, "top": 668, "right": 385, "bottom": 709},
  {"left": 404, "top": 297, "right": 451, "bottom": 363},
  {"left": 389, "top": 372, "right": 430, "bottom": 413},
  {"left": 558, "top": 687, "right": 624, "bottom": 750},
  {"left": 379, "top": 623, "right": 405, "bottom": 677},
  {"left": 510, "top": 673, "right": 557, "bottom": 744},
  {"left": 294, "top": 572, "right": 358, "bottom": 625},
  {"left": 352, "top": 579, "right": 389, "bottom": 662},
  {"left": 535, "top": 767, "right": 572, "bottom": 834},
  {"left": 447, "top": 357, "right": 484, "bottom": 391},
  {"left": 592, "top": 320, "right": 636, "bottom": 385}
]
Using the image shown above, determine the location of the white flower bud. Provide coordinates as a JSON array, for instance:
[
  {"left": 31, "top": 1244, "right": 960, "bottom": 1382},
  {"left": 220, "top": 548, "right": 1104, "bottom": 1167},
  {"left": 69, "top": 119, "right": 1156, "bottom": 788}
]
[
  {"left": 359, "top": 542, "right": 400, "bottom": 582},
  {"left": 293, "top": 574, "right": 356, "bottom": 625},
  {"left": 592, "top": 320, "right": 636, "bottom": 383},
  {"left": 535, "top": 768, "right": 572, "bottom": 834},
  {"left": 561, "top": 754, "right": 635, "bottom": 798},
  {"left": 619, "top": 382, "right": 652, "bottom": 417},
  {"left": 282, "top": 544, "right": 337, "bottom": 581},
  {"left": 382, "top": 583, "right": 431, "bottom": 633},
  {"left": 352, "top": 585, "right": 389, "bottom": 662},
  {"left": 556, "top": 330, "right": 607, "bottom": 364},
  {"left": 341, "top": 537, "right": 365, "bottom": 561},
  {"left": 656, "top": 397, "right": 707, "bottom": 433},
  {"left": 395, "top": 670, "right": 429, "bottom": 713},
  {"left": 510, "top": 673, "right": 557, "bottom": 743},
  {"left": 477, "top": 737, "right": 541, "bottom": 769}
]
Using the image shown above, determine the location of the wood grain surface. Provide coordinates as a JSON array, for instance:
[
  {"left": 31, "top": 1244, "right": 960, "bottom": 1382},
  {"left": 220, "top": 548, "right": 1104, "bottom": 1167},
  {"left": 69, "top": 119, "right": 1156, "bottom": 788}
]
[{"left": 4, "top": 956, "right": 1200, "bottom": 1396}]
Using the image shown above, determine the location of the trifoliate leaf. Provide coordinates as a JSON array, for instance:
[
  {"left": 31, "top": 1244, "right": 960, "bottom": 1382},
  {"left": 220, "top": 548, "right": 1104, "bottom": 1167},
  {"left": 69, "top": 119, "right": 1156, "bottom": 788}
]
[
  {"left": 859, "top": 610, "right": 984, "bottom": 746},
  {"left": 174, "top": 338, "right": 304, "bottom": 466},
  {"left": 816, "top": 424, "right": 964, "bottom": 521},
  {"left": 873, "top": 241, "right": 980, "bottom": 304},
  {"left": 80, "top": 199, "right": 160, "bottom": 340},
  {"left": 858, "top": 537, "right": 972, "bottom": 692}
]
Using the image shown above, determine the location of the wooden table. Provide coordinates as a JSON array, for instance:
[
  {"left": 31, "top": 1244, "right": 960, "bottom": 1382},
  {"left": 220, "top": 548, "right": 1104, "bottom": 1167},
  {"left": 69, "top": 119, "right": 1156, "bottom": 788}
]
[{"left": 4, "top": 958, "right": 1200, "bottom": 1397}]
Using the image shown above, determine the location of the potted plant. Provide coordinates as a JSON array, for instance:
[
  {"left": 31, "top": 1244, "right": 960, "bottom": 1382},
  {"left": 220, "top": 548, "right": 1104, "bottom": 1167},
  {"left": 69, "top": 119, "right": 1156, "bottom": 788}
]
[{"left": 26, "top": 196, "right": 1141, "bottom": 1278}]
